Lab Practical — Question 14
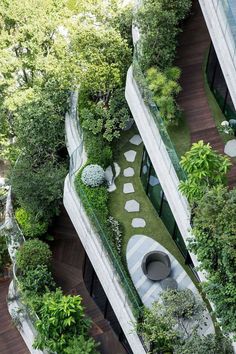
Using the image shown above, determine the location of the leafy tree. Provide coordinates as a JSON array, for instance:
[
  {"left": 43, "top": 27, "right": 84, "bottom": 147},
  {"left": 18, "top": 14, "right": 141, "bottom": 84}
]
[
  {"left": 179, "top": 140, "right": 231, "bottom": 203},
  {"left": 16, "top": 239, "right": 52, "bottom": 274},
  {"left": 146, "top": 66, "right": 181, "bottom": 126},
  {"left": 138, "top": 289, "right": 227, "bottom": 353},
  {"left": 138, "top": 301, "right": 178, "bottom": 353},
  {"left": 81, "top": 89, "right": 131, "bottom": 142},
  {"left": 65, "top": 336, "right": 99, "bottom": 354},
  {"left": 19, "top": 265, "right": 56, "bottom": 295},
  {"left": 11, "top": 157, "right": 67, "bottom": 222},
  {"left": 34, "top": 289, "right": 91, "bottom": 353},
  {"left": 175, "top": 332, "right": 233, "bottom": 354},
  {"left": 191, "top": 186, "right": 236, "bottom": 334},
  {"left": 136, "top": 0, "right": 192, "bottom": 70}
]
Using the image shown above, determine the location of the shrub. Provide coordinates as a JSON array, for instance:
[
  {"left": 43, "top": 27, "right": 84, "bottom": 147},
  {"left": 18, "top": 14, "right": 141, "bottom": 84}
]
[
  {"left": 84, "top": 131, "right": 113, "bottom": 168},
  {"left": 136, "top": 0, "right": 192, "bottom": 70},
  {"left": 107, "top": 216, "right": 123, "bottom": 254},
  {"left": 75, "top": 172, "right": 109, "bottom": 224},
  {"left": 65, "top": 336, "right": 99, "bottom": 354},
  {"left": 81, "top": 164, "right": 105, "bottom": 188},
  {"left": 179, "top": 140, "right": 231, "bottom": 203},
  {"left": 146, "top": 66, "right": 181, "bottom": 126},
  {"left": 191, "top": 186, "right": 236, "bottom": 334},
  {"left": 0, "top": 235, "right": 10, "bottom": 276},
  {"left": 34, "top": 289, "right": 91, "bottom": 353},
  {"left": 15, "top": 208, "right": 48, "bottom": 238},
  {"left": 19, "top": 265, "right": 56, "bottom": 295},
  {"left": 16, "top": 239, "right": 52, "bottom": 274}
]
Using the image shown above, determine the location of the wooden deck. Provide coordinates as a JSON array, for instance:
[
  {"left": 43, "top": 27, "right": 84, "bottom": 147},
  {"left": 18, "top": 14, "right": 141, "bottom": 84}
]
[
  {"left": 0, "top": 280, "right": 29, "bottom": 354},
  {"left": 176, "top": 0, "right": 236, "bottom": 188},
  {"left": 49, "top": 208, "right": 127, "bottom": 354}
]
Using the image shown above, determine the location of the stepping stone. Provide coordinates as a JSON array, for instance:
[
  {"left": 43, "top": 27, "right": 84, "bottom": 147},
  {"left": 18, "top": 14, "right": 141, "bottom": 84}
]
[
  {"left": 129, "top": 134, "right": 142, "bottom": 146},
  {"left": 105, "top": 165, "right": 113, "bottom": 185},
  {"left": 132, "top": 218, "right": 146, "bottom": 228},
  {"left": 224, "top": 139, "right": 236, "bottom": 157},
  {"left": 149, "top": 175, "right": 159, "bottom": 186},
  {"left": 125, "top": 200, "right": 140, "bottom": 212},
  {"left": 123, "top": 183, "right": 134, "bottom": 194},
  {"left": 124, "top": 150, "right": 137, "bottom": 162},
  {"left": 123, "top": 167, "right": 135, "bottom": 177}
]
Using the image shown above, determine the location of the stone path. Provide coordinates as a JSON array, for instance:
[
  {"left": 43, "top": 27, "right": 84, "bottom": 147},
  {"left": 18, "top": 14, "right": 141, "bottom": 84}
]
[{"left": 123, "top": 135, "right": 143, "bottom": 226}]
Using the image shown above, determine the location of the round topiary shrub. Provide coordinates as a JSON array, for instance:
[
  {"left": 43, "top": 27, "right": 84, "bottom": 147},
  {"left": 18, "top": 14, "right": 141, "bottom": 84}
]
[
  {"left": 16, "top": 239, "right": 52, "bottom": 274},
  {"left": 81, "top": 164, "right": 105, "bottom": 187}
]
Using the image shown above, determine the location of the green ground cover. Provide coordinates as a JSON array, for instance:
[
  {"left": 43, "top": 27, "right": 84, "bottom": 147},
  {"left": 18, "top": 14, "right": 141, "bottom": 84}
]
[
  {"left": 168, "top": 113, "right": 191, "bottom": 158},
  {"left": 109, "top": 126, "right": 198, "bottom": 286}
]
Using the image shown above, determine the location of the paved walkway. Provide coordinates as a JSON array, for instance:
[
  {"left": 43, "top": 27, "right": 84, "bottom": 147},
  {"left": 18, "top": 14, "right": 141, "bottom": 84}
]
[{"left": 126, "top": 235, "right": 214, "bottom": 336}]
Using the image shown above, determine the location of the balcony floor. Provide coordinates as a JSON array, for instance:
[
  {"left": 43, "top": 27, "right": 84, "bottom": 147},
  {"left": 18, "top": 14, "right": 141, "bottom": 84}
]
[{"left": 175, "top": 0, "right": 236, "bottom": 188}]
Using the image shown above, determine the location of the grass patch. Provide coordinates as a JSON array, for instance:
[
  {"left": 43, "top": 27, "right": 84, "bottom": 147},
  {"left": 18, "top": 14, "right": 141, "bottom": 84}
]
[
  {"left": 168, "top": 113, "right": 191, "bottom": 158},
  {"left": 109, "top": 126, "right": 199, "bottom": 286}
]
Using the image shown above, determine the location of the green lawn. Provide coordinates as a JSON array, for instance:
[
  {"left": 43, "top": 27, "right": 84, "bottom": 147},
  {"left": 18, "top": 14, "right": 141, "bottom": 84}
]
[
  {"left": 167, "top": 113, "right": 191, "bottom": 159},
  {"left": 109, "top": 126, "right": 199, "bottom": 286}
]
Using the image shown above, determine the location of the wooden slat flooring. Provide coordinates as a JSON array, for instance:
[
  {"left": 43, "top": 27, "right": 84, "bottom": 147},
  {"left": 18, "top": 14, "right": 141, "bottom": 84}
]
[
  {"left": 0, "top": 280, "right": 29, "bottom": 354},
  {"left": 49, "top": 208, "right": 127, "bottom": 354},
  {"left": 176, "top": 0, "right": 236, "bottom": 188}
]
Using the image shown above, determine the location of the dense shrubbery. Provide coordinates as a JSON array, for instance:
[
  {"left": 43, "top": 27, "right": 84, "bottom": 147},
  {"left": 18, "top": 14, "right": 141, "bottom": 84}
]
[
  {"left": 139, "top": 289, "right": 233, "bottom": 354},
  {"left": 81, "top": 89, "right": 132, "bottom": 142},
  {"left": 34, "top": 289, "right": 91, "bottom": 353},
  {"left": 190, "top": 186, "right": 236, "bottom": 335},
  {"left": 64, "top": 336, "right": 98, "bottom": 354},
  {"left": 135, "top": 0, "right": 191, "bottom": 126},
  {"left": 179, "top": 140, "right": 231, "bottom": 203},
  {"left": 146, "top": 66, "right": 182, "bottom": 126},
  {"left": 136, "top": 0, "right": 192, "bottom": 71},
  {"left": 11, "top": 158, "right": 67, "bottom": 223},
  {"left": 75, "top": 170, "right": 109, "bottom": 224},
  {"left": 15, "top": 208, "right": 48, "bottom": 238},
  {"left": 84, "top": 131, "right": 113, "bottom": 168},
  {"left": 19, "top": 265, "right": 56, "bottom": 296},
  {"left": 16, "top": 239, "right": 52, "bottom": 274},
  {"left": 0, "top": 235, "right": 10, "bottom": 276}
]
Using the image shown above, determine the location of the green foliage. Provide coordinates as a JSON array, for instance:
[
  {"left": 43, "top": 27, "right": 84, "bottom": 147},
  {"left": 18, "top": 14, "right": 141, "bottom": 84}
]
[
  {"left": 191, "top": 186, "right": 236, "bottom": 334},
  {"left": 146, "top": 66, "right": 181, "bottom": 126},
  {"left": 65, "top": 336, "right": 99, "bottom": 354},
  {"left": 81, "top": 89, "right": 131, "bottom": 142},
  {"left": 34, "top": 289, "right": 91, "bottom": 353},
  {"left": 19, "top": 265, "right": 56, "bottom": 296},
  {"left": 136, "top": 0, "right": 192, "bottom": 70},
  {"left": 138, "top": 289, "right": 224, "bottom": 353},
  {"left": 11, "top": 157, "right": 67, "bottom": 222},
  {"left": 75, "top": 171, "right": 109, "bottom": 225},
  {"left": 138, "top": 301, "right": 178, "bottom": 353},
  {"left": 84, "top": 131, "right": 113, "bottom": 168},
  {"left": 175, "top": 333, "right": 233, "bottom": 354},
  {"left": 15, "top": 208, "right": 48, "bottom": 238},
  {"left": 0, "top": 235, "right": 10, "bottom": 275},
  {"left": 16, "top": 239, "right": 52, "bottom": 274},
  {"left": 179, "top": 140, "right": 231, "bottom": 203}
]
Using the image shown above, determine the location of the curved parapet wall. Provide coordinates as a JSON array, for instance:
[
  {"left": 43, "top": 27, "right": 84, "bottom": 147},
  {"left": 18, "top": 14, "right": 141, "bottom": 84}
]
[{"left": 63, "top": 93, "right": 146, "bottom": 354}]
